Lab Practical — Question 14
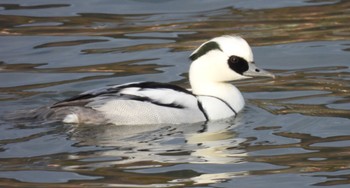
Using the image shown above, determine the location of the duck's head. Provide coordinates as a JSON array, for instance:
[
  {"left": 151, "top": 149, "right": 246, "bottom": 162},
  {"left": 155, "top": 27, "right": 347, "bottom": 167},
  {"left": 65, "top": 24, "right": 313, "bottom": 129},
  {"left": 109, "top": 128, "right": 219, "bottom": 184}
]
[{"left": 189, "top": 35, "right": 274, "bottom": 84}]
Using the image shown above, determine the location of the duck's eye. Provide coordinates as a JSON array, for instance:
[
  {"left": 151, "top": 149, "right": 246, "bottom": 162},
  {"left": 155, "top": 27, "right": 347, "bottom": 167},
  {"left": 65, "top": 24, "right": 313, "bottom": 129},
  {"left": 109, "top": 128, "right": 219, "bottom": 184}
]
[
  {"left": 228, "top": 55, "right": 249, "bottom": 75},
  {"left": 229, "top": 56, "right": 239, "bottom": 63}
]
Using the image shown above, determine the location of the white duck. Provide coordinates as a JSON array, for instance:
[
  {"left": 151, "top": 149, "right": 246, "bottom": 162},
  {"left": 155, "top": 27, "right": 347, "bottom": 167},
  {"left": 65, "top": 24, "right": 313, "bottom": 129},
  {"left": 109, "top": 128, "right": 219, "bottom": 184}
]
[{"left": 42, "top": 35, "right": 274, "bottom": 125}]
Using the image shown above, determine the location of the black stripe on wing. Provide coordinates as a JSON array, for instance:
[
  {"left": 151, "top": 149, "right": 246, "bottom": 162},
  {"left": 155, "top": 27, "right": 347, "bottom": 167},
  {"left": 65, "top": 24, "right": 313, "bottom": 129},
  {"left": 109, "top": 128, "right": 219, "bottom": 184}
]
[
  {"left": 52, "top": 82, "right": 192, "bottom": 108},
  {"left": 113, "top": 93, "right": 185, "bottom": 109}
]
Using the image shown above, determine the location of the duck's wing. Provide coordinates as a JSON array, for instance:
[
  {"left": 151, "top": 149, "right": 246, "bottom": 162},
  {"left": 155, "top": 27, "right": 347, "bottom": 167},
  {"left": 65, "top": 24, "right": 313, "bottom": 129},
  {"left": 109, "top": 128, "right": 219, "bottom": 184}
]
[
  {"left": 51, "top": 82, "right": 200, "bottom": 110},
  {"left": 51, "top": 82, "right": 208, "bottom": 124}
]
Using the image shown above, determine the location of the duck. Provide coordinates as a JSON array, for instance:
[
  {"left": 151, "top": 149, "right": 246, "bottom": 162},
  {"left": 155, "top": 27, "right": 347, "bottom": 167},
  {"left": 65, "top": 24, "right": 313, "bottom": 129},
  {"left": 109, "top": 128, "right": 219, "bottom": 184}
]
[{"left": 40, "top": 35, "right": 274, "bottom": 125}]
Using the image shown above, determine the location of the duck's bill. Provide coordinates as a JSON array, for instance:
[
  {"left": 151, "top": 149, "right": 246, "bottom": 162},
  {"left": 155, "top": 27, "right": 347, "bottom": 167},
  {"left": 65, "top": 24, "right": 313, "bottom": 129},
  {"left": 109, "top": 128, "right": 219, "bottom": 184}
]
[{"left": 243, "top": 63, "right": 275, "bottom": 78}]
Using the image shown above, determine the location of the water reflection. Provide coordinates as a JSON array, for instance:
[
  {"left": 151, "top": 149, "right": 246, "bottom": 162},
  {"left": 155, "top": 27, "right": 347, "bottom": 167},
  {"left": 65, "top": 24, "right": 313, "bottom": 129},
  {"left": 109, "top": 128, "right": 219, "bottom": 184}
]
[
  {"left": 62, "top": 118, "right": 252, "bottom": 186},
  {"left": 68, "top": 118, "right": 244, "bottom": 165}
]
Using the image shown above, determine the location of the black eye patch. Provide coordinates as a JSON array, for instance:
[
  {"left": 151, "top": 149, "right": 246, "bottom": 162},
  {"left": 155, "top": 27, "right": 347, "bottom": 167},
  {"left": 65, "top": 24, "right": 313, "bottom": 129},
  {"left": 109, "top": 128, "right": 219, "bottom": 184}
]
[{"left": 228, "top": 55, "right": 249, "bottom": 75}]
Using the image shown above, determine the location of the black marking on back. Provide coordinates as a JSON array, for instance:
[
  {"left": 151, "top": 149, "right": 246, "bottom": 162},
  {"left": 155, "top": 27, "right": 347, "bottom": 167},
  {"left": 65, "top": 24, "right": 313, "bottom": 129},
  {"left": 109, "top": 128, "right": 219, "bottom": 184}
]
[
  {"left": 228, "top": 55, "right": 249, "bottom": 75},
  {"left": 117, "top": 93, "right": 185, "bottom": 109},
  {"left": 120, "top": 82, "right": 193, "bottom": 95},
  {"left": 189, "top": 41, "right": 222, "bottom": 61},
  {"left": 52, "top": 82, "right": 193, "bottom": 108}
]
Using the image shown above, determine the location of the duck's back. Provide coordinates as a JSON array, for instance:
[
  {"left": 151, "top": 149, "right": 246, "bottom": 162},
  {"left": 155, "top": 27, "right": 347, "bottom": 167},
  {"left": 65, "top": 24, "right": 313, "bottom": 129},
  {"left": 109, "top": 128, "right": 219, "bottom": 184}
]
[{"left": 46, "top": 82, "right": 207, "bottom": 125}]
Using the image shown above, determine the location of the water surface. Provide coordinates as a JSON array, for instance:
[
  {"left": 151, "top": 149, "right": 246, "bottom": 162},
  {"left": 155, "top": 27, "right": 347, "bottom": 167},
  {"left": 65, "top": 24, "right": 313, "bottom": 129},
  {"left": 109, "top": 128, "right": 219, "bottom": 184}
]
[{"left": 0, "top": 0, "right": 350, "bottom": 187}]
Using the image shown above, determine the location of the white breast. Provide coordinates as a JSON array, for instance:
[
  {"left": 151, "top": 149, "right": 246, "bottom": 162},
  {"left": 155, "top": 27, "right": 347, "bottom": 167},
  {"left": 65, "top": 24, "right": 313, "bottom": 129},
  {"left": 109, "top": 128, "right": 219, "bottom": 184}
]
[{"left": 197, "top": 96, "right": 237, "bottom": 120}]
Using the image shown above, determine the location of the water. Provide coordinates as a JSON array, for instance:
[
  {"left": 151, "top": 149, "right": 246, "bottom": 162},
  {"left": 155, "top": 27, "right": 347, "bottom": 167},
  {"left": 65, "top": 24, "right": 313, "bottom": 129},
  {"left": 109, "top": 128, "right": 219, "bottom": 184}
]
[{"left": 0, "top": 0, "right": 350, "bottom": 187}]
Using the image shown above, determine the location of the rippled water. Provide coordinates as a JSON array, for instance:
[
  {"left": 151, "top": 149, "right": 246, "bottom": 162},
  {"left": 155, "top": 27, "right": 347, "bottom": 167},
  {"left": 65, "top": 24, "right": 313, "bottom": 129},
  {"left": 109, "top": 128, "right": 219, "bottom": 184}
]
[{"left": 1, "top": 0, "right": 350, "bottom": 187}]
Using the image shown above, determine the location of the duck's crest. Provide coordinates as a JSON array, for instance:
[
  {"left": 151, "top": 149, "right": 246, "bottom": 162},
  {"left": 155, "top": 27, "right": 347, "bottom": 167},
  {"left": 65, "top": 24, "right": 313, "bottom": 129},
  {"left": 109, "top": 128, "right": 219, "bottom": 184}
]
[{"left": 189, "top": 41, "right": 222, "bottom": 61}]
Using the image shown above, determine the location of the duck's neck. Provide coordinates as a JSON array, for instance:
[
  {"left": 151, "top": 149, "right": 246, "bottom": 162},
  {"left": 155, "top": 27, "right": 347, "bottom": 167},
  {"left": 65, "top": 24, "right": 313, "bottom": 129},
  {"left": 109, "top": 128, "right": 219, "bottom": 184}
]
[
  {"left": 190, "top": 79, "right": 245, "bottom": 113},
  {"left": 189, "top": 53, "right": 245, "bottom": 114}
]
